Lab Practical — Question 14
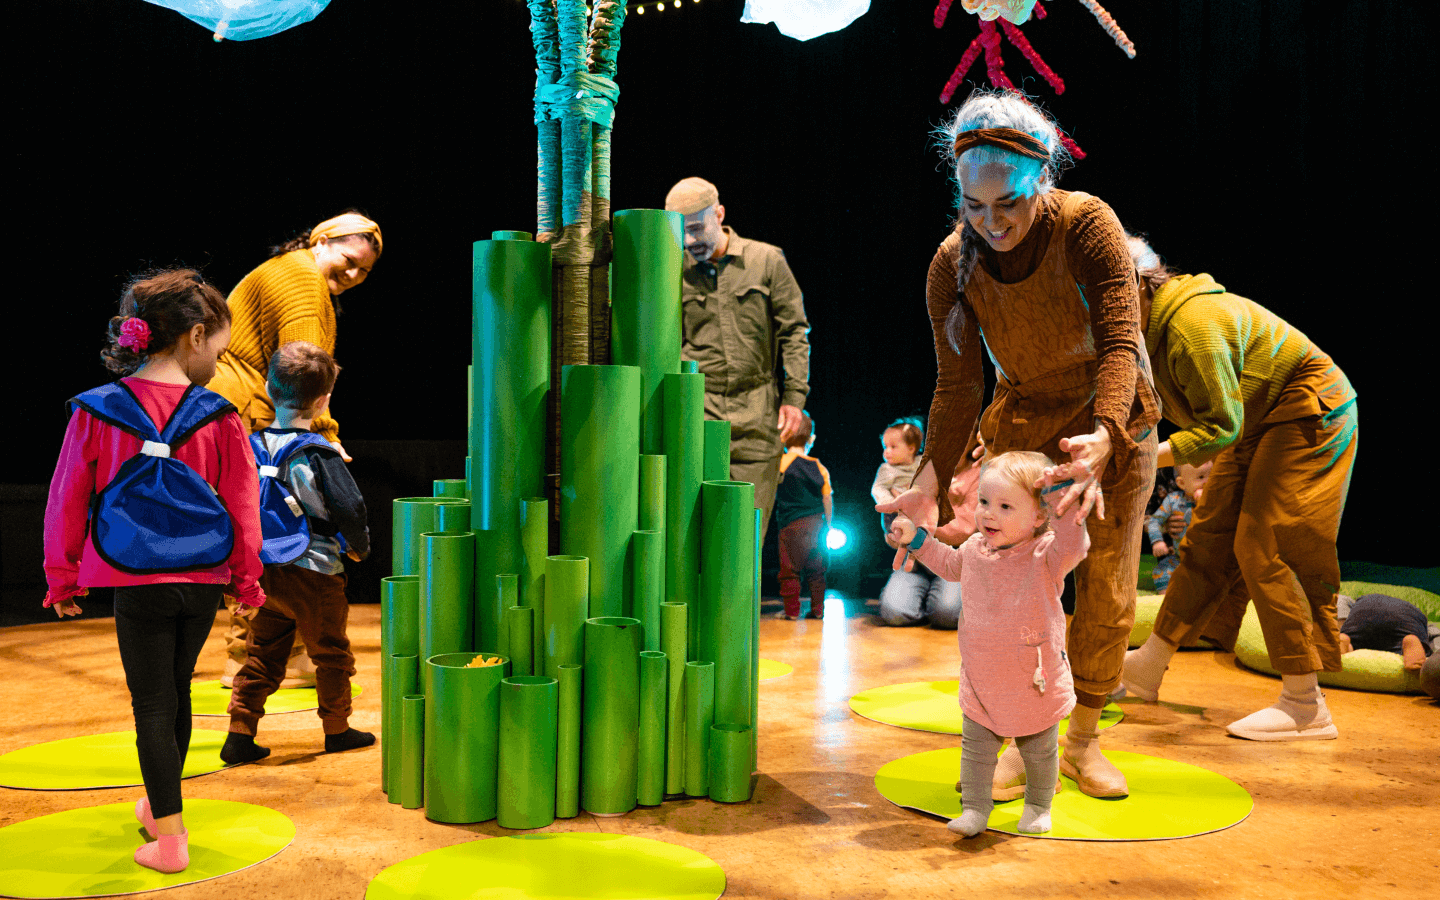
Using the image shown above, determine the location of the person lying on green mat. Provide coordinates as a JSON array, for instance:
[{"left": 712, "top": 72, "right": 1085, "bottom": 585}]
[{"left": 1337, "top": 594, "right": 1437, "bottom": 671}]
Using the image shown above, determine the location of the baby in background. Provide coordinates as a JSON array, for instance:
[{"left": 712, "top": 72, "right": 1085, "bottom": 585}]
[
  {"left": 872, "top": 417, "right": 924, "bottom": 536},
  {"left": 1145, "top": 461, "right": 1211, "bottom": 592}
]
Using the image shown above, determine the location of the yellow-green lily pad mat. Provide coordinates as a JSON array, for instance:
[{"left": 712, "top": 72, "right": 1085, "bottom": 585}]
[
  {"left": 0, "top": 799, "right": 292, "bottom": 898},
  {"left": 875, "top": 746, "right": 1251, "bottom": 840},
  {"left": 0, "top": 730, "right": 230, "bottom": 790},
  {"left": 757, "top": 658, "right": 793, "bottom": 680},
  {"left": 364, "top": 833, "right": 725, "bottom": 899},
  {"left": 189, "top": 679, "right": 361, "bottom": 716},
  {"left": 849, "top": 681, "right": 1123, "bottom": 735}
]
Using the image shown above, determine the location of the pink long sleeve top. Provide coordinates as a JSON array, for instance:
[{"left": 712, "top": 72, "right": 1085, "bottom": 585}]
[
  {"left": 43, "top": 377, "right": 266, "bottom": 608},
  {"left": 914, "top": 504, "right": 1090, "bottom": 737}
]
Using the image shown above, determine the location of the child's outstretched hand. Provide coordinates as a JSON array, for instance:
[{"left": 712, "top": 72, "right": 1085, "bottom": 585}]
[
  {"left": 233, "top": 603, "right": 259, "bottom": 621},
  {"left": 52, "top": 598, "right": 82, "bottom": 618},
  {"left": 1152, "top": 540, "right": 1170, "bottom": 558}
]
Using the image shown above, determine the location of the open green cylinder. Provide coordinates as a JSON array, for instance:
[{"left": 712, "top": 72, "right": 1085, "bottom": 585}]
[
  {"left": 700, "top": 481, "right": 756, "bottom": 735},
  {"left": 424, "top": 652, "right": 508, "bottom": 824},
  {"left": 420, "top": 531, "right": 476, "bottom": 675},
  {"left": 497, "top": 676, "right": 558, "bottom": 829},
  {"left": 504, "top": 603, "right": 533, "bottom": 677},
  {"left": 491, "top": 230, "right": 533, "bottom": 241},
  {"left": 543, "top": 555, "right": 589, "bottom": 678},
  {"left": 582, "top": 617, "right": 642, "bottom": 815},
  {"left": 433, "top": 479, "right": 467, "bottom": 499},
  {"left": 683, "top": 661, "right": 715, "bottom": 797},
  {"left": 401, "top": 695, "right": 425, "bottom": 809},
  {"left": 661, "top": 602, "right": 688, "bottom": 795},
  {"left": 560, "top": 364, "right": 640, "bottom": 618},
  {"left": 555, "top": 663, "right": 582, "bottom": 818},
  {"left": 435, "top": 501, "right": 472, "bottom": 534},
  {"left": 703, "top": 420, "right": 732, "bottom": 483},
  {"left": 519, "top": 497, "right": 548, "bottom": 665},
  {"left": 680, "top": 360, "right": 698, "bottom": 374},
  {"left": 638, "top": 650, "right": 668, "bottom": 806},
  {"left": 385, "top": 653, "right": 418, "bottom": 801},
  {"left": 392, "top": 497, "right": 450, "bottom": 576},
  {"left": 708, "top": 724, "right": 754, "bottom": 803},
  {"left": 662, "top": 372, "right": 705, "bottom": 649},
  {"left": 631, "top": 529, "right": 662, "bottom": 653},
  {"left": 381, "top": 575, "right": 420, "bottom": 793},
  {"left": 610, "top": 208, "right": 683, "bottom": 456}
]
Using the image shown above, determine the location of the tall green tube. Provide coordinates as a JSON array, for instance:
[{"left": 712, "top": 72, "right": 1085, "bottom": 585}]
[
  {"left": 752, "top": 506, "right": 762, "bottom": 775},
  {"left": 555, "top": 663, "right": 582, "bottom": 818},
  {"left": 519, "top": 497, "right": 548, "bottom": 665},
  {"left": 504, "top": 603, "right": 534, "bottom": 677},
  {"left": 662, "top": 371, "right": 705, "bottom": 648},
  {"left": 638, "top": 650, "right": 667, "bottom": 806},
  {"left": 631, "top": 529, "right": 662, "bottom": 653},
  {"left": 703, "top": 420, "right": 732, "bottom": 483},
  {"left": 424, "top": 652, "right": 508, "bottom": 824},
  {"left": 385, "top": 654, "right": 418, "bottom": 801},
  {"left": 700, "top": 481, "right": 756, "bottom": 735},
  {"left": 683, "top": 661, "right": 715, "bottom": 797},
  {"left": 472, "top": 529, "right": 505, "bottom": 654},
  {"left": 498, "top": 676, "right": 558, "bottom": 829},
  {"left": 582, "top": 617, "right": 642, "bottom": 816},
  {"left": 543, "top": 555, "right": 589, "bottom": 678},
  {"left": 401, "top": 695, "right": 425, "bottom": 809},
  {"left": 638, "top": 453, "right": 666, "bottom": 532},
  {"left": 661, "top": 602, "right": 688, "bottom": 795},
  {"left": 708, "top": 724, "right": 753, "bottom": 803},
  {"left": 420, "top": 532, "right": 476, "bottom": 679},
  {"left": 434, "top": 479, "right": 467, "bottom": 499},
  {"left": 392, "top": 497, "right": 450, "bottom": 576},
  {"left": 381, "top": 575, "right": 420, "bottom": 794},
  {"left": 610, "top": 208, "right": 683, "bottom": 456},
  {"left": 559, "top": 364, "right": 640, "bottom": 618},
  {"left": 435, "top": 501, "right": 472, "bottom": 534}
]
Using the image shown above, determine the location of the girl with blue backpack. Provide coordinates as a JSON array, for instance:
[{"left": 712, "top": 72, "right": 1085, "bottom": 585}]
[{"left": 43, "top": 269, "right": 266, "bottom": 874}]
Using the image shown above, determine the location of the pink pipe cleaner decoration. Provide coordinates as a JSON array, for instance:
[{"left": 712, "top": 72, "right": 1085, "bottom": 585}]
[
  {"left": 999, "top": 18, "right": 1063, "bottom": 95},
  {"left": 1076, "top": 0, "right": 1136, "bottom": 58}
]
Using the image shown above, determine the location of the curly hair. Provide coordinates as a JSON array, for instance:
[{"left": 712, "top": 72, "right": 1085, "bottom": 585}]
[{"left": 100, "top": 269, "right": 230, "bottom": 376}]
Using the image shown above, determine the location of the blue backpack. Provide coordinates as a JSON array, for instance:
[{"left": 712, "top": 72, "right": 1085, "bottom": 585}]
[
  {"left": 69, "top": 382, "right": 237, "bottom": 574},
  {"left": 251, "top": 431, "right": 341, "bottom": 566}
]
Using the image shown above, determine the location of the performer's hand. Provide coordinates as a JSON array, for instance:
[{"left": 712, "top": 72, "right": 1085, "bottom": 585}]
[
  {"left": 1152, "top": 540, "right": 1170, "bottom": 558},
  {"left": 1052, "top": 426, "right": 1112, "bottom": 519},
  {"left": 233, "top": 603, "right": 259, "bottom": 621},
  {"left": 776, "top": 405, "right": 804, "bottom": 444},
  {"left": 330, "top": 440, "right": 353, "bottom": 462},
  {"left": 1165, "top": 511, "right": 1187, "bottom": 540},
  {"left": 876, "top": 489, "right": 937, "bottom": 571},
  {"left": 52, "top": 598, "right": 83, "bottom": 618}
]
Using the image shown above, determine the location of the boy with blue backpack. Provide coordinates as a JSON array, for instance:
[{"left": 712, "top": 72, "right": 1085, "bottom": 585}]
[{"left": 221, "top": 341, "right": 373, "bottom": 764}]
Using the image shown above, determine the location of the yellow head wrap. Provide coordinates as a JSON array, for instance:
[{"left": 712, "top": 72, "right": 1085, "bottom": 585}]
[{"left": 309, "top": 213, "right": 384, "bottom": 256}]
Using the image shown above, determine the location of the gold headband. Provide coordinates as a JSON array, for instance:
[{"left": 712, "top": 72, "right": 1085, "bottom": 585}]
[
  {"left": 952, "top": 127, "right": 1050, "bottom": 163},
  {"left": 309, "top": 213, "right": 383, "bottom": 256}
]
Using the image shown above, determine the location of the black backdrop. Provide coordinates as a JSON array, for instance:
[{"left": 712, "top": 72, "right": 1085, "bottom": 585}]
[{"left": 13, "top": 1, "right": 1436, "bottom": 570}]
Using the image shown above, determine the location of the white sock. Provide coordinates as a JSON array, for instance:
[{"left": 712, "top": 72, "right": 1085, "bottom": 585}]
[
  {"left": 1280, "top": 671, "right": 1320, "bottom": 700},
  {"left": 1018, "top": 805, "right": 1052, "bottom": 834},
  {"left": 947, "top": 807, "right": 991, "bottom": 838}
]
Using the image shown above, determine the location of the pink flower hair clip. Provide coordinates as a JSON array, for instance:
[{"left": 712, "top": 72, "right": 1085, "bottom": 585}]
[{"left": 118, "top": 317, "right": 151, "bottom": 352}]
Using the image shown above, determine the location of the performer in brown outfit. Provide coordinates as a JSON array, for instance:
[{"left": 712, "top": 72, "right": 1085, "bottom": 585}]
[{"left": 878, "top": 90, "right": 1158, "bottom": 799}]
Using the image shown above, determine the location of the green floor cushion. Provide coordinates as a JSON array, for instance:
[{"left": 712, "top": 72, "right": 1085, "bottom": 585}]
[
  {"left": 1129, "top": 591, "right": 1209, "bottom": 649},
  {"left": 1233, "top": 582, "right": 1440, "bottom": 694}
]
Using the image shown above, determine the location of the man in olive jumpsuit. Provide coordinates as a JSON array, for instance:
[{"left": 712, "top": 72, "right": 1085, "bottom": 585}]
[{"left": 666, "top": 177, "right": 811, "bottom": 545}]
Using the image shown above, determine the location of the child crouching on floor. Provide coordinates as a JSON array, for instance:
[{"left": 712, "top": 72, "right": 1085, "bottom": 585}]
[{"left": 902, "top": 451, "right": 1089, "bottom": 837}]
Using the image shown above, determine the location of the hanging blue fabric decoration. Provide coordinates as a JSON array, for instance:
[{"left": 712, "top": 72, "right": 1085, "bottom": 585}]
[
  {"left": 141, "top": 0, "right": 332, "bottom": 42},
  {"left": 740, "top": 0, "right": 870, "bottom": 41}
]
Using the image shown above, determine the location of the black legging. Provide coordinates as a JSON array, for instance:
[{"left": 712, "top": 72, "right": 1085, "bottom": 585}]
[{"left": 114, "top": 583, "right": 223, "bottom": 819}]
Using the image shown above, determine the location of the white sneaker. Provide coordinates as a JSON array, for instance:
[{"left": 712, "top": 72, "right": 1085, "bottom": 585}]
[{"left": 1226, "top": 689, "right": 1338, "bottom": 741}]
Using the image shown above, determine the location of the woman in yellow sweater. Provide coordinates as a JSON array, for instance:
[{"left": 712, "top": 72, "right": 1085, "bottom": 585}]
[
  {"left": 1119, "top": 234, "right": 1358, "bottom": 741},
  {"left": 209, "top": 211, "right": 382, "bottom": 685}
]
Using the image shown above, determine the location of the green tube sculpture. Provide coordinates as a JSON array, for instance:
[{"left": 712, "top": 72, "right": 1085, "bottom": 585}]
[
  {"left": 433, "top": 479, "right": 467, "bottom": 499},
  {"left": 494, "top": 573, "right": 519, "bottom": 668},
  {"left": 661, "top": 371, "right": 705, "bottom": 647},
  {"left": 560, "top": 364, "right": 640, "bottom": 618},
  {"left": 491, "top": 230, "right": 533, "bottom": 241},
  {"left": 555, "top": 663, "right": 582, "bottom": 818},
  {"left": 392, "top": 497, "right": 450, "bottom": 577},
  {"left": 386, "top": 654, "right": 418, "bottom": 801},
  {"left": 752, "top": 506, "right": 762, "bottom": 774},
  {"left": 381, "top": 575, "right": 420, "bottom": 793},
  {"left": 504, "top": 603, "right": 533, "bottom": 677},
  {"left": 631, "top": 529, "right": 663, "bottom": 653},
  {"left": 638, "top": 650, "right": 668, "bottom": 806},
  {"left": 582, "top": 617, "right": 642, "bottom": 816},
  {"left": 543, "top": 555, "right": 589, "bottom": 679},
  {"left": 699, "top": 481, "right": 756, "bottom": 736},
  {"left": 660, "top": 602, "right": 688, "bottom": 795},
  {"left": 680, "top": 360, "right": 698, "bottom": 375},
  {"left": 610, "top": 208, "right": 683, "bottom": 456},
  {"left": 420, "top": 532, "right": 476, "bottom": 678},
  {"left": 519, "top": 497, "right": 548, "bottom": 665},
  {"left": 498, "top": 675, "right": 559, "bottom": 829},
  {"left": 638, "top": 453, "right": 667, "bottom": 533},
  {"left": 708, "top": 724, "right": 754, "bottom": 803},
  {"left": 702, "top": 420, "right": 732, "bottom": 483},
  {"left": 424, "top": 652, "right": 508, "bottom": 824},
  {"left": 683, "top": 660, "right": 715, "bottom": 796},
  {"left": 401, "top": 695, "right": 425, "bottom": 809},
  {"left": 435, "top": 500, "right": 472, "bottom": 534}
]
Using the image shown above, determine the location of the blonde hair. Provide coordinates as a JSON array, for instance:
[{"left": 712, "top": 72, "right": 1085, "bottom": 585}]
[{"left": 980, "top": 450, "right": 1054, "bottom": 534}]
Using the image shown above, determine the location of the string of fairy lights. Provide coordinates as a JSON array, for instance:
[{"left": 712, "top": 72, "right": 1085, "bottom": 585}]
[{"left": 630, "top": 0, "right": 704, "bottom": 15}]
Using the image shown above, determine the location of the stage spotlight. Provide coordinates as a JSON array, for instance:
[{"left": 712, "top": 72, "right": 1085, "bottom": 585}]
[{"left": 826, "top": 526, "right": 849, "bottom": 552}]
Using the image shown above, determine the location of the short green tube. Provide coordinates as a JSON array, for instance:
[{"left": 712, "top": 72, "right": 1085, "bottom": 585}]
[
  {"left": 582, "top": 617, "right": 642, "bottom": 816},
  {"left": 638, "top": 650, "right": 668, "bottom": 806},
  {"left": 420, "top": 532, "right": 476, "bottom": 676},
  {"left": 381, "top": 575, "right": 420, "bottom": 793},
  {"left": 392, "top": 497, "right": 450, "bottom": 576},
  {"left": 401, "top": 695, "right": 425, "bottom": 809},
  {"left": 424, "top": 652, "right": 508, "bottom": 824},
  {"left": 498, "top": 675, "right": 558, "bottom": 829},
  {"left": 680, "top": 360, "right": 698, "bottom": 374},
  {"left": 555, "top": 663, "right": 582, "bottom": 818},
  {"left": 661, "top": 602, "right": 688, "bottom": 795},
  {"left": 434, "top": 479, "right": 468, "bottom": 499},
  {"left": 504, "top": 603, "right": 534, "bottom": 677},
  {"left": 700, "top": 481, "right": 756, "bottom": 736},
  {"left": 662, "top": 371, "right": 705, "bottom": 650},
  {"left": 610, "top": 208, "right": 684, "bottom": 456},
  {"left": 519, "top": 497, "right": 548, "bottom": 665},
  {"left": 543, "top": 555, "right": 589, "bottom": 678},
  {"left": 708, "top": 724, "right": 754, "bottom": 803},
  {"left": 683, "top": 660, "right": 715, "bottom": 797},
  {"left": 385, "top": 653, "right": 418, "bottom": 801},
  {"left": 702, "top": 420, "right": 731, "bottom": 483},
  {"left": 560, "top": 364, "right": 641, "bottom": 618},
  {"left": 631, "top": 529, "right": 663, "bottom": 653},
  {"left": 435, "top": 500, "right": 473, "bottom": 534},
  {"left": 491, "top": 230, "right": 534, "bottom": 241}
]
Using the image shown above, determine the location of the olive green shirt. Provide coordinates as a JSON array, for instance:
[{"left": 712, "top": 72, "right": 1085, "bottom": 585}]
[{"left": 681, "top": 227, "right": 811, "bottom": 462}]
